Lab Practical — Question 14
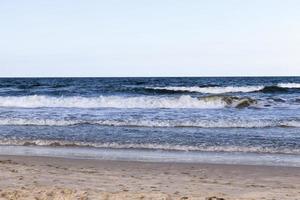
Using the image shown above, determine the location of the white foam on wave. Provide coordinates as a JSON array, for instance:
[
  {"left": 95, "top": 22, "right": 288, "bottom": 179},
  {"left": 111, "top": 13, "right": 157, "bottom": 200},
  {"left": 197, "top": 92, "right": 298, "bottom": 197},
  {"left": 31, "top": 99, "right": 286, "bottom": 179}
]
[
  {"left": 0, "top": 139, "right": 298, "bottom": 154},
  {"left": 147, "top": 86, "right": 264, "bottom": 94},
  {"left": 1, "top": 118, "right": 300, "bottom": 128},
  {"left": 94, "top": 119, "right": 299, "bottom": 128},
  {"left": 0, "top": 118, "right": 80, "bottom": 126},
  {"left": 281, "top": 120, "right": 300, "bottom": 128},
  {"left": 0, "top": 95, "right": 227, "bottom": 109},
  {"left": 277, "top": 83, "right": 300, "bottom": 88}
]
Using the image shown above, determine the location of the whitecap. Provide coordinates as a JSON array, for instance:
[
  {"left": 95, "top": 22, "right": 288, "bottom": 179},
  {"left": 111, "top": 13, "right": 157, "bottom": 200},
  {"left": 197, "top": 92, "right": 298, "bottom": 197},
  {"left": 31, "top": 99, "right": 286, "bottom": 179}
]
[
  {"left": 146, "top": 86, "right": 264, "bottom": 94},
  {"left": 277, "top": 83, "right": 300, "bottom": 88}
]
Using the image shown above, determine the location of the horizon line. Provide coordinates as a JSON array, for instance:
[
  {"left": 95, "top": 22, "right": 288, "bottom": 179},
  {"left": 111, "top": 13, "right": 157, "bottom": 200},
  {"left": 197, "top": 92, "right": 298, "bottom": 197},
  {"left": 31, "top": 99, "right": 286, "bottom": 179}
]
[{"left": 0, "top": 75, "right": 300, "bottom": 78}]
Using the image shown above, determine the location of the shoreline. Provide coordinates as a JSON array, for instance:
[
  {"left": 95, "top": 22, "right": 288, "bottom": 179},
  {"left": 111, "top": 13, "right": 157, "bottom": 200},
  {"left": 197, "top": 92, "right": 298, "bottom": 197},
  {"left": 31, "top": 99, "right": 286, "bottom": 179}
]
[
  {"left": 0, "top": 154, "right": 299, "bottom": 199},
  {"left": 1, "top": 145, "right": 300, "bottom": 168}
]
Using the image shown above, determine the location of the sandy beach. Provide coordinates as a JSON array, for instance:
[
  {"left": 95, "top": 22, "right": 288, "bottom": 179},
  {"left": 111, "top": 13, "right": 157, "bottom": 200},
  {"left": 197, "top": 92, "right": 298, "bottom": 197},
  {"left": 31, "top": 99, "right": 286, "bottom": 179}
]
[{"left": 0, "top": 155, "right": 299, "bottom": 200}]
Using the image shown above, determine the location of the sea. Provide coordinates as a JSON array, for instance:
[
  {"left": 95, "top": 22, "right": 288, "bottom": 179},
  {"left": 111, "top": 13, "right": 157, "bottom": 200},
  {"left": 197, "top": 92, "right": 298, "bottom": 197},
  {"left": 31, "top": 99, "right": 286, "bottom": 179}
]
[{"left": 0, "top": 77, "right": 299, "bottom": 166}]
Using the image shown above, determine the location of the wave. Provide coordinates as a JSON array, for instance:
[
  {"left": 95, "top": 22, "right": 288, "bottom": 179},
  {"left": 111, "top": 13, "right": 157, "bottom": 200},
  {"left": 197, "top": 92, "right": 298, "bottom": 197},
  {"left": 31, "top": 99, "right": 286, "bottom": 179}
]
[
  {"left": 0, "top": 95, "right": 256, "bottom": 109},
  {"left": 0, "top": 118, "right": 81, "bottom": 126},
  {"left": 0, "top": 139, "right": 298, "bottom": 154},
  {"left": 146, "top": 86, "right": 264, "bottom": 94},
  {"left": 277, "top": 83, "right": 300, "bottom": 88},
  {"left": 0, "top": 118, "right": 299, "bottom": 128},
  {"left": 138, "top": 87, "right": 192, "bottom": 95},
  {"left": 259, "top": 86, "right": 289, "bottom": 93},
  {"left": 198, "top": 95, "right": 257, "bottom": 108},
  {"left": 145, "top": 83, "right": 300, "bottom": 94}
]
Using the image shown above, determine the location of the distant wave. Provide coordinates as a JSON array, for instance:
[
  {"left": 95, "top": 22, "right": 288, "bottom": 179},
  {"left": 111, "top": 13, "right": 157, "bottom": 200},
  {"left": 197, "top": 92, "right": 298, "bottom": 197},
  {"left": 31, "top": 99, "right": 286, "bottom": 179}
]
[
  {"left": 0, "top": 139, "right": 298, "bottom": 154},
  {"left": 259, "top": 86, "right": 288, "bottom": 93},
  {"left": 277, "top": 83, "right": 300, "bottom": 88},
  {"left": 1, "top": 118, "right": 300, "bottom": 128},
  {"left": 146, "top": 86, "right": 264, "bottom": 94},
  {"left": 0, "top": 95, "right": 256, "bottom": 109},
  {"left": 260, "top": 84, "right": 300, "bottom": 93},
  {"left": 144, "top": 84, "right": 300, "bottom": 94}
]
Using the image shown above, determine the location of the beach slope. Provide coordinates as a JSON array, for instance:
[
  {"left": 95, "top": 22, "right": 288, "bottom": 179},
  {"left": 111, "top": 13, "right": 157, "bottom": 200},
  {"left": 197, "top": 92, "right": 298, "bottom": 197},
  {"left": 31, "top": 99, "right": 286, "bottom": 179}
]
[{"left": 0, "top": 155, "right": 299, "bottom": 200}]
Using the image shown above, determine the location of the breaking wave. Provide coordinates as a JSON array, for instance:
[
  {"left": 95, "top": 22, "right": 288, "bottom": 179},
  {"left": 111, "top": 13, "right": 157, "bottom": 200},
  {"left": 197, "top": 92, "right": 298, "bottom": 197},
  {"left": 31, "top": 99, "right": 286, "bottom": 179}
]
[
  {"left": 0, "top": 95, "right": 257, "bottom": 109},
  {"left": 0, "top": 118, "right": 300, "bottom": 128},
  {"left": 259, "top": 86, "right": 288, "bottom": 93},
  {"left": 0, "top": 139, "right": 298, "bottom": 154},
  {"left": 146, "top": 86, "right": 264, "bottom": 94},
  {"left": 278, "top": 83, "right": 300, "bottom": 88},
  {"left": 145, "top": 83, "right": 300, "bottom": 94}
]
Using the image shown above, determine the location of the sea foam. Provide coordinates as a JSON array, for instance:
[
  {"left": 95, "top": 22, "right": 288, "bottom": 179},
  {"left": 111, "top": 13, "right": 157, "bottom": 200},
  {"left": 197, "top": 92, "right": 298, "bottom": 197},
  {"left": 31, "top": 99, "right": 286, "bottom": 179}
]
[
  {"left": 0, "top": 118, "right": 299, "bottom": 128},
  {"left": 0, "top": 139, "right": 298, "bottom": 154},
  {"left": 0, "top": 95, "right": 227, "bottom": 109},
  {"left": 277, "top": 83, "right": 300, "bottom": 88},
  {"left": 146, "top": 86, "right": 264, "bottom": 94}
]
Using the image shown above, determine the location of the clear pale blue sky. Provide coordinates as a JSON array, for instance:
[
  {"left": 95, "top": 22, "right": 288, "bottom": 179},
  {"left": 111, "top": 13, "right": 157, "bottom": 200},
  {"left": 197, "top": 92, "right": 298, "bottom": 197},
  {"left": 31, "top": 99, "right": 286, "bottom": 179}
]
[{"left": 0, "top": 0, "right": 299, "bottom": 77}]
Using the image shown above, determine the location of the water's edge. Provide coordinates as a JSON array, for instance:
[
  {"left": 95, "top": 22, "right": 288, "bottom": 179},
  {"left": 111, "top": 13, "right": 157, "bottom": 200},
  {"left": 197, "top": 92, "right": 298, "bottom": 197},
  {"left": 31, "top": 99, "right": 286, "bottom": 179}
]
[{"left": 1, "top": 145, "right": 299, "bottom": 167}]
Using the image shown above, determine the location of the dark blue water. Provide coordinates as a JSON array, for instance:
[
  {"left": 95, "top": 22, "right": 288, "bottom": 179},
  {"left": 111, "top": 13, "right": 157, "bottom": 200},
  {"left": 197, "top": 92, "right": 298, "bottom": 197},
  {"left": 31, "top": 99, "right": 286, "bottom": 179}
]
[{"left": 0, "top": 77, "right": 300, "bottom": 165}]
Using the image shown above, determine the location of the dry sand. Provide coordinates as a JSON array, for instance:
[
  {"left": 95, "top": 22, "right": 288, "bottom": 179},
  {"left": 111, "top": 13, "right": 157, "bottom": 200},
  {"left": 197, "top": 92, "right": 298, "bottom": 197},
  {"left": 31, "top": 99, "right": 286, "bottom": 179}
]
[{"left": 0, "top": 155, "right": 299, "bottom": 200}]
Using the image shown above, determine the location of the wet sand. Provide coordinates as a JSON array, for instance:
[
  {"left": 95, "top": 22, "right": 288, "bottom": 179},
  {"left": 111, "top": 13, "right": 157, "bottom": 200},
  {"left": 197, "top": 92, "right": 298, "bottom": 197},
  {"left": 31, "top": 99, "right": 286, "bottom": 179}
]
[{"left": 0, "top": 155, "right": 299, "bottom": 200}]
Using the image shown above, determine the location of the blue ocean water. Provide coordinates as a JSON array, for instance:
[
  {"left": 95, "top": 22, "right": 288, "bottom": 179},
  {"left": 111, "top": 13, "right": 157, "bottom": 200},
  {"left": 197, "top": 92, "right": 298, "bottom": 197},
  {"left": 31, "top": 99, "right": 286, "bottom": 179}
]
[{"left": 0, "top": 77, "right": 299, "bottom": 166}]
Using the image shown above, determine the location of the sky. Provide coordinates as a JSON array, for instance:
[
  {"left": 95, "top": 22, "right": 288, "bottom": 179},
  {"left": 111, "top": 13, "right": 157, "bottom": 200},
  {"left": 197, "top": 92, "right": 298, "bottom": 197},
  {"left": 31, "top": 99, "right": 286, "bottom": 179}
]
[{"left": 0, "top": 0, "right": 300, "bottom": 77}]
